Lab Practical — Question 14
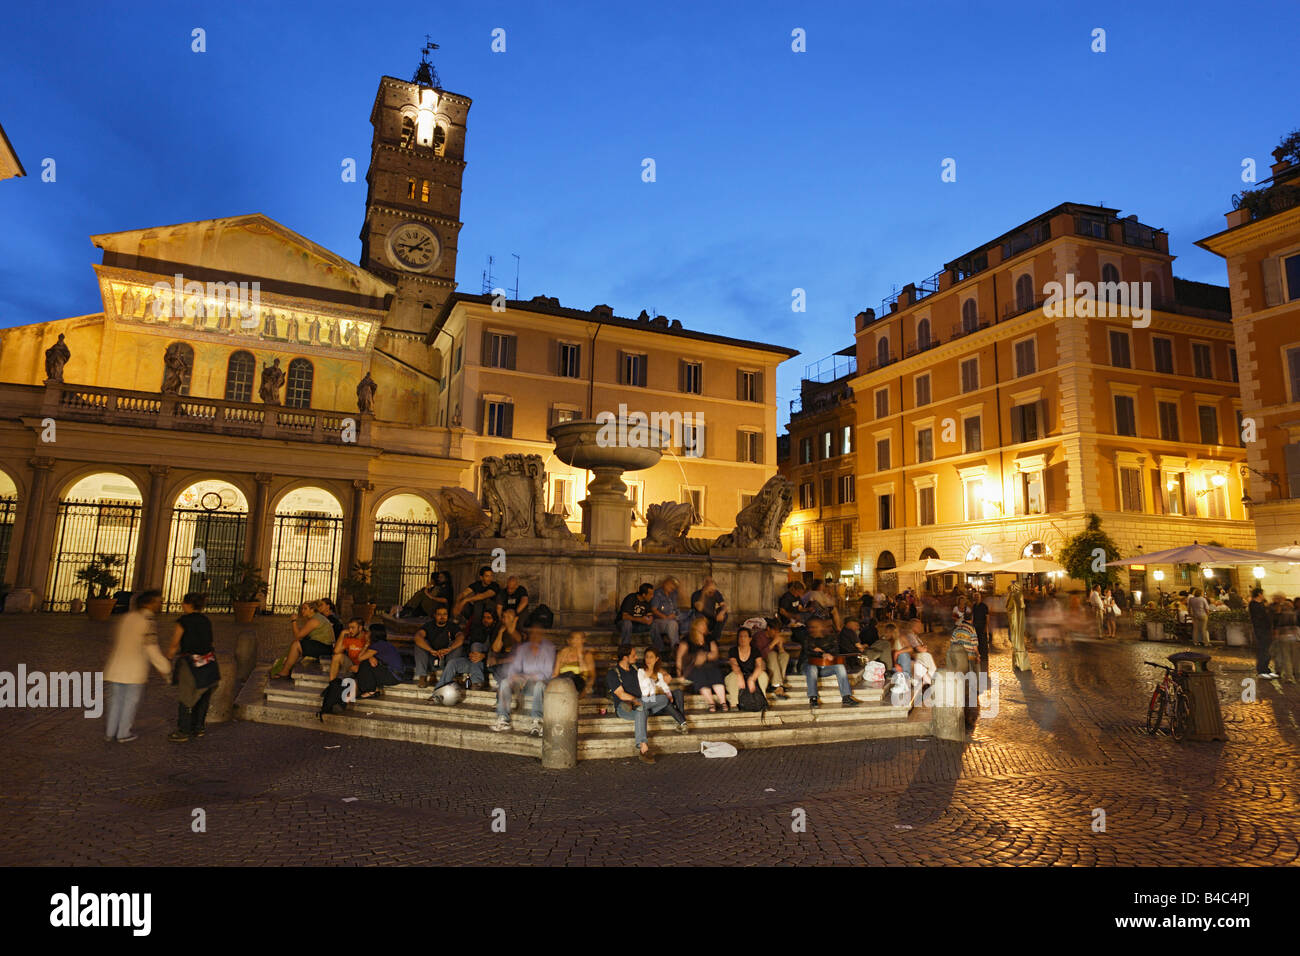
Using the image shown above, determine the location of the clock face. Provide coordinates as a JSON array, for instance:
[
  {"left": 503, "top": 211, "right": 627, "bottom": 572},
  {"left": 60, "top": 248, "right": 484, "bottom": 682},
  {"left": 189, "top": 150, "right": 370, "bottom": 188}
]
[{"left": 385, "top": 223, "right": 440, "bottom": 273}]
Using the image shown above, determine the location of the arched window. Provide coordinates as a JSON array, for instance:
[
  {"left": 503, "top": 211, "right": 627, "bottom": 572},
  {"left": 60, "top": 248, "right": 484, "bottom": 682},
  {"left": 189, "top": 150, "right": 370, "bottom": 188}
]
[
  {"left": 919, "top": 547, "right": 940, "bottom": 560},
  {"left": 400, "top": 115, "right": 416, "bottom": 149},
  {"left": 224, "top": 351, "right": 255, "bottom": 403},
  {"left": 916, "top": 317, "right": 931, "bottom": 349},
  {"left": 433, "top": 124, "right": 446, "bottom": 156},
  {"left": 1101, "top": 263, "right": 1120, "bottom": 285},
  {"left": 877, "top": 337, "right": 890, "bottom": 367},
  {"left": 285, "top": 359, "right": 314, "bottom": 409},
  {"left": 962, "top": 298, "right": 978, "bottom": 333},
  {"left": 1015, "top": 274, "right": 1035, "bottom": 312}
]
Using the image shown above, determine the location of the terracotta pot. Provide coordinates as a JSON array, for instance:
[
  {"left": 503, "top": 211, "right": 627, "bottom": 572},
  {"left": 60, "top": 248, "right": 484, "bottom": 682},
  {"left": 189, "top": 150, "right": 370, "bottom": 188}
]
[
  {"left": 86, "top": 597, "right": 115, "bottom": 621},
  {"left": 232, "top": 601, "right": 259, "bottom": 624},
  {"left": 69, "top": 598, "right": 85, "bottom": 614}
]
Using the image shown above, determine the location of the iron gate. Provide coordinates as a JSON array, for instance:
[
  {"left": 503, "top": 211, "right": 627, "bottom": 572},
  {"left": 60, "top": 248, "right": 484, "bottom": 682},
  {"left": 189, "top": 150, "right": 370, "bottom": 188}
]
[
  {"left": 45, "top": 499, "right": 142, "bottom": 611},
  {"left": 371, "top": 518, "right": 438, "bottom": 611},
  {"left": 267, "top": 511, "right": 343, "bottom": 614},
  {"left": 0, "top": 497, "right": 16, "bottom": 585},
  {"left": 163, "top": 507, "right": 248, "bottom": 612}
]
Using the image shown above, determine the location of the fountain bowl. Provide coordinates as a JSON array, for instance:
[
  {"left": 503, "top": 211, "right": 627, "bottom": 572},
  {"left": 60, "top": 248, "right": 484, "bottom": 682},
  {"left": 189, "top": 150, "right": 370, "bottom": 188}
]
[{"left": 547, "top": 418, "right": 667, "bottom": 473}]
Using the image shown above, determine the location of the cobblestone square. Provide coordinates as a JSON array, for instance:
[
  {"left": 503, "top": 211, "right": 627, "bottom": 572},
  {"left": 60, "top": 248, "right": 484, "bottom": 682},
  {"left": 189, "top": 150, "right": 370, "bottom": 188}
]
[{"left": 2, "top": 615, "right": 1296, "bottom": 867}]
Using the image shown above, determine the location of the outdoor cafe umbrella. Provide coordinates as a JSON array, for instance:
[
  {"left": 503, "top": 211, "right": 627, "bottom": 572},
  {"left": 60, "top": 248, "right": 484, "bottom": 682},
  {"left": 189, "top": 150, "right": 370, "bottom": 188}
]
[
  {"left": 1105, "top": 542, "right": 1291, "bottom": 567},
  {"left": 994, "top": 556, "right": 1067, "bottom": 575},
  {"left": 930, "top": 559, "right": 1001, "bottom": 575},
  {"left": 1265, "top": 545, "right": 1300, "bottom": 562},
  {"left": 892, "top": 557, "right": 960, "bottom": 575}
]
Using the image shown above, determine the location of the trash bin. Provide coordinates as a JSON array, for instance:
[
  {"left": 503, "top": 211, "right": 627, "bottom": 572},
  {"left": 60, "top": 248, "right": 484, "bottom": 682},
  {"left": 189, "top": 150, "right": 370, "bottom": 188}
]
[{"left": 1168, "top": 651, "right": 1226, "bottom": 742}]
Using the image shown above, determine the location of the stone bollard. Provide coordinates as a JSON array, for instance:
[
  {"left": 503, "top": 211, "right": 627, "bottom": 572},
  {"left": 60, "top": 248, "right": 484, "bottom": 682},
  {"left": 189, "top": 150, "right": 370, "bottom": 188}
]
[
  {"left": 541, "top": 677, "right": 578, "bottom": 769},
  {"left": 205, "top": 655, "right": 237, "bottom": 724},
  {"left": 235, "top": 629, "right": 258, "bottom": 684},
  {"left": 929, "top": 669, "right": 967, "bottom": 743}
]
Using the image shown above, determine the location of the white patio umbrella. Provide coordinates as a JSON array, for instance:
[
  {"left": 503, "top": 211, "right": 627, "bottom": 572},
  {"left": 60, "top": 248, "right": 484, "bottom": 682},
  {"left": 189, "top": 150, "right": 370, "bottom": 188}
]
[
  {"left": 931, "top": 559, "right": 1001, "bottom": 575},
  {"left": 1265, "top": 545, "right": 1300, "bottom": 562},
  {"left": 892, "top": 557, "right": 960, "bottom": 575},
  {"left": 995, "top": 557, "right": 1067, "bottom": 575},
  {"left": 1105, "top": 542, "right": 1291, "bottom": 567}
]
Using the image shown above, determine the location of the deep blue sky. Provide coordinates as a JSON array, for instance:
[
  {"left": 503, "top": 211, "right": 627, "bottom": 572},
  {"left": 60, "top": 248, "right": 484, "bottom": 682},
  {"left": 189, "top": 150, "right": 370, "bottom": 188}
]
[{"left": 2, "top": 0, "right": 1296, "bottom": 424}]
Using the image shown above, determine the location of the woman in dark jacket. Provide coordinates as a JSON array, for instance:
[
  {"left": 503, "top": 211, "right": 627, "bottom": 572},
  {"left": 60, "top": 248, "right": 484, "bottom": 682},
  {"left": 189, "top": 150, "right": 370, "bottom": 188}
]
[{"left": 167, "top": 592, "right": 219, "bottom": 742}]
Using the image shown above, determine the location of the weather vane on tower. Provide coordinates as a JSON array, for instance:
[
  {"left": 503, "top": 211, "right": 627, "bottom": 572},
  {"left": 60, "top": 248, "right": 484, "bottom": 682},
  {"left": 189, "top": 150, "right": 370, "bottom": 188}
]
[{"left": 413, "top": 35, "right": 441, "bottom": 89}]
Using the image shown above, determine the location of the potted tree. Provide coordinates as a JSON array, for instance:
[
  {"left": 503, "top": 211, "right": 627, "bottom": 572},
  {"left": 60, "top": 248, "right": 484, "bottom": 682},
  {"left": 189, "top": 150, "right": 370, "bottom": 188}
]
[
  {"left": 228, "top": 562, "right": 269, "bottom": 624},
  {"left": 1138, "top": 603, "right": 1174, "bottom": 642},
  {"left": 75, "top": 554, "right": 123, "bottom": 621},
  {"left": 1211, "top": 607, "right": 1250, "bottom": 647},
  {"left": 341, "top": 560, "right": 378, "bottom": 623}
]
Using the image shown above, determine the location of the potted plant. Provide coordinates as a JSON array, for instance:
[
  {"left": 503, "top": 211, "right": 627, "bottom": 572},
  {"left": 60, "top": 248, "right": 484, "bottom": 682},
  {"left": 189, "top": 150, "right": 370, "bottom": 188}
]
[
  {"left": 1140, "top": 603, "right": 1174, "bottom": 642},
  {"left": 341, "top": 560, "right": 378, "bottom": 623},
  {"left": 75, "top": 554, "right": 122, "bottom": 621},
  {"left": 1210, "top": 607, "right": 1250, "bottom": 647},
  {"left": 227, "top": 562, "right": 269, "bottom": 624}
]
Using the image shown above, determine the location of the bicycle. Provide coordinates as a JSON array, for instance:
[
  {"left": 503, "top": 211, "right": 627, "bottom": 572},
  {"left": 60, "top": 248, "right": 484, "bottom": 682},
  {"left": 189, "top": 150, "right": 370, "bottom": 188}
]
[{"left": 1144, "top": 661, "right": 1191, "bottom": 741}]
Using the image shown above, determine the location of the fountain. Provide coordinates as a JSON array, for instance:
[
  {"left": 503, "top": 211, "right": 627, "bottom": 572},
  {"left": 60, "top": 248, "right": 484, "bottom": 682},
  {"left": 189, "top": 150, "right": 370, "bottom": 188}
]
[
  {"left": 427, "top": 422, "right": 796, "bottom": 627},
  {"left": 547, "top": 418, "right": 667, "bottom": 548}
]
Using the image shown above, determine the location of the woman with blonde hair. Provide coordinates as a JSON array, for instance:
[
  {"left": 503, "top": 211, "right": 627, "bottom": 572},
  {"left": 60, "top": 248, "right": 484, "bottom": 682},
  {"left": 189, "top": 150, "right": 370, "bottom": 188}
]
[{"left": 553, "top": 630, "right": 596, "bottom": 696}]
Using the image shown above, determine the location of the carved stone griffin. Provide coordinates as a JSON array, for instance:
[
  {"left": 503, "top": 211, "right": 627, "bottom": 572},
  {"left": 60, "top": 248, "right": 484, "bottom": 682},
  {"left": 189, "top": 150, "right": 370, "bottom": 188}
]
[{"left": 713, "top": 474, "right": 794, "bottom": 550}]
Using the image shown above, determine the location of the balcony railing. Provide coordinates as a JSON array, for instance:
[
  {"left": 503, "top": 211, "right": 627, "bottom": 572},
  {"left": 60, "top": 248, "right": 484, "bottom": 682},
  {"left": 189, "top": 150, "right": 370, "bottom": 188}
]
[
  {"left": 1002, "top": 295, "right": 1051, "bottom": 321},
  {"left": 866, "top": 351, "right": 898, "bottom": 372},
  {"left": 40, "top": 382, "right": 371, "bottom": 445}
]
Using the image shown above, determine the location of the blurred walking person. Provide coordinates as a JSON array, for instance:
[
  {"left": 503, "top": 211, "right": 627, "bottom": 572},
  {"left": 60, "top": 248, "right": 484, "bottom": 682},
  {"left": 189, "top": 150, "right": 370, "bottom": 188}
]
[{"left": 104, "top": 589, "right": 171, "bottom": 743}]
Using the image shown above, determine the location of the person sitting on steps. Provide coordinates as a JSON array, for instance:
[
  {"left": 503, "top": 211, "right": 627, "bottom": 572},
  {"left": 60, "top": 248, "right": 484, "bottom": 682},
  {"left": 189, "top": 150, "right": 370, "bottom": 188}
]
[
  {"left": 724, "top": 626, "right": 770, "bottom": 708},
  {"left": 800, "top": 617, "right": 861, "bottom": 709},
  {"left": 412, "top": 606, "right": 458, "bottom": 688},
  {"left": 270, "top": 600, "right": 336, "bottom": 680},
  {"left": 553, "top": 630, "right": 596, "bottom": 695},
  {"left": 490, "top": 615, "right": 556, "bottom": 737},
  {"left": 617, "top": 583, "right": 656, "bottom": 643},
  {"left": 607, "top": 644, "right": 679, "bottom": 764}
]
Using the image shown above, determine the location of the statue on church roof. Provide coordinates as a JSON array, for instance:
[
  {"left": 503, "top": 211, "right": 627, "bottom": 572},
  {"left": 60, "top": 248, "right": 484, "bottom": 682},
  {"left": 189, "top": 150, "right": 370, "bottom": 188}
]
[
  {"left": 260, "top": 358, "right": 285, "bottom": 405},
  {"left": 356, "top": 371, "right": 377, "bottom": 414},
  {"left": 44, "top": 333, "right": 71, "bottom": 383},
  {"left": 161, "top": 342, "right": 191, "bottom": 395}
]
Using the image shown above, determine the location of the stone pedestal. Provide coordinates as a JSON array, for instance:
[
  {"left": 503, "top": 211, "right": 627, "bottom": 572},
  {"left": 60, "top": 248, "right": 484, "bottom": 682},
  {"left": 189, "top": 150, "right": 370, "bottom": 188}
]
[
  {"left": 3, "top": 587, "right": 40, "bottom": 613},
  {"left": 580, "top": 467, "right": 634, "bottom": 549},
  {"left": 541, "top": 677, "right": 578, "bottom": 769},
  {"left": 930, "top": 670, "right": 968, "bottom": 742}
]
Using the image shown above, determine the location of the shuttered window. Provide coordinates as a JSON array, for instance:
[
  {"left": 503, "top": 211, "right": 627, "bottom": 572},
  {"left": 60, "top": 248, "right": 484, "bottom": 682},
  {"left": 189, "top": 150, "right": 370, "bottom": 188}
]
[{"left": 483, "top": 331, "right": 517, "bottom": 370}]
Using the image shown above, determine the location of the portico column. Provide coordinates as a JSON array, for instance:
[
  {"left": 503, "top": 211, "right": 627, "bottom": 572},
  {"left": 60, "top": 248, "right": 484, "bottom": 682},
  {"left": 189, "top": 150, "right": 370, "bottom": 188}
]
[
  {"left": 345, "top": 479, "right": 373, "bottom": 573},
  {"left": 135, "top": 464, "right": 170, "bottom": 589},
  {"left": 246, "top": 473, "right": 273, "bottom": 567},
  {"left": 12, "top": 456, "right": 55, "bottom": 589}
]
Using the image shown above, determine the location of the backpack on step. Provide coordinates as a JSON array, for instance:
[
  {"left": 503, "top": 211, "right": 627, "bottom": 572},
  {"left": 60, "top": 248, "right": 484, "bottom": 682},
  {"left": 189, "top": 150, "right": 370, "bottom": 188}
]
[
  {"left": 737, "top": 687, "right": 769, "bottom": 713},
  {"left": 319, "top": 677, "right": 347, "bottom": 720}
]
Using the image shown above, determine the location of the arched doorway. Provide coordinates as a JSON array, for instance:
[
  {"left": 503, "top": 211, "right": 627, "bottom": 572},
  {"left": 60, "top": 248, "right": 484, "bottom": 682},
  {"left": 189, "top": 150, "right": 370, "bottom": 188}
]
[
  {"left": 371, "top": 493, "right": 438, "bottom": 612},
  {"left": 0, "top": 470, "right": 17, "bottom": 585},
  {"left": 876, "top": 550, "right": 897, "bottom": 594},
  {"left": 267, "top": 486, "right": 343, "bottom": 613},
  {"left": 46, "top": 472, "right": 143, "bottom": 610},
  {"left": 163, "top": 480, "right": 250, "bottom": 612}
]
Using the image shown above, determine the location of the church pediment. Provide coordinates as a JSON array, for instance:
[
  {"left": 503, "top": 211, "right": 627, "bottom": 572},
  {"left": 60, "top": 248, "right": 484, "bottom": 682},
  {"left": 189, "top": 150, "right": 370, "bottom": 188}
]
[{"left": 91, "top": 214, "right": 395, "bottom": 301}]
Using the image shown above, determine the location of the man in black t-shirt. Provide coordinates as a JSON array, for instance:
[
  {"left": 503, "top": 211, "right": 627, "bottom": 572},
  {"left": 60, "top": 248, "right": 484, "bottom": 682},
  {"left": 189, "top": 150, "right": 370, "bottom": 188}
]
[
  {"left": 618, "top": 583, "right": 655, "bottom": 642},
  {"left": 455, "top": 566, "right": 501, "bottom": 625},
  {"left": 606, "top": 644, "right": 682, "bottom": 763},
  {"left": 778, "top": 581, "right": 810, "bottom": 641},
  {"left": 691, "top": 577, "right": 729, "bottom": 644},
  {"left": 498, "top": 575, "right": 529, "bottom": 618},
  {"left": 413, "top": 607, "right": 460, "bottom": 687}
]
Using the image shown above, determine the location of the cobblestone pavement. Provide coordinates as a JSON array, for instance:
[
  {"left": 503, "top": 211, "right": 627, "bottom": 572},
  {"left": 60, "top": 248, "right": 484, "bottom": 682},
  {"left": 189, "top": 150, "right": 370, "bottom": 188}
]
[{"left": 1, "top": 615, "right": 1297, "bottom": 866}]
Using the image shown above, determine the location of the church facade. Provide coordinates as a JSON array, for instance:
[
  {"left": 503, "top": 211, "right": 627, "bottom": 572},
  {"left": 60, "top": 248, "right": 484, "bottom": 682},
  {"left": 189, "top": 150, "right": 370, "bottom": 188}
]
[{"left": 0, "top": 56, "right": 794, "bottom": 614}]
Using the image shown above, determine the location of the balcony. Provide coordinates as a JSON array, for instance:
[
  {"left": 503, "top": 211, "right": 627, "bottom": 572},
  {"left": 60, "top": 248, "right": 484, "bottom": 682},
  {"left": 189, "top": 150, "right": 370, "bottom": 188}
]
[
  {"left": 1002, "top": 295, "right": 1051, "bottom": 321},
  {"left": 866, "top": 350, "right": 898, "bottom": 372},
  {"left": 949, "top": 316, "right": 990, "bottom": 342},
  {"left": 34, "top": 381, "right": 372, "bottom": 445}
]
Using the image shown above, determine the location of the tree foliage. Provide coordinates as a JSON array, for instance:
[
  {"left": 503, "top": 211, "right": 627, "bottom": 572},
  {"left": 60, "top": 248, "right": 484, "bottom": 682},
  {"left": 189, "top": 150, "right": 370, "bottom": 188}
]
[{"left": 1059, "top": 513, "right": 1122, "bottom": 589}]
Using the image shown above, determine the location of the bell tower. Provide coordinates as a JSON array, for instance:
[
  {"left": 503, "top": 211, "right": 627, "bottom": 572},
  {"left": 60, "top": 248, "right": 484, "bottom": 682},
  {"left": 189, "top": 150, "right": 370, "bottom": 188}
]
[{"left": 360, "top": 41, "right": 470, "bottom": 336}]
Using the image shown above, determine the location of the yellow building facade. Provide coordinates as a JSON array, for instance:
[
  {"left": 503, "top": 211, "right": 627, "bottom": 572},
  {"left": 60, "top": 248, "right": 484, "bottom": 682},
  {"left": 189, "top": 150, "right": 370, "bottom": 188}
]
[{"left": 818, "top": 204, "right": 1254, "bottom": 594}]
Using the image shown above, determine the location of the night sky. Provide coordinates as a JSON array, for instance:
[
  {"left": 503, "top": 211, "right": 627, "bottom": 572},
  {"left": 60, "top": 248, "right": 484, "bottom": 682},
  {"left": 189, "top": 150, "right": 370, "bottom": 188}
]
[{"left": 2, "top": 0, "right": 1296, "bottom": 422}]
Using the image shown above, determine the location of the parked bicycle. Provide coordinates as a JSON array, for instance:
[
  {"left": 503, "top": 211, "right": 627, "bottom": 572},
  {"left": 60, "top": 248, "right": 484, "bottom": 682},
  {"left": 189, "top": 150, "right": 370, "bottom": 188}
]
[{"left": 1144, "top": 661, "right": 1190, "bottom": 740}]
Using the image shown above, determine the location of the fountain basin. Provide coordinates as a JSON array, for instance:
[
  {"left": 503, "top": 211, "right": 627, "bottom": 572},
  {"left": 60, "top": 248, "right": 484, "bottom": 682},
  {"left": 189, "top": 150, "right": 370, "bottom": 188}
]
[{"left": 547, "top": 418, "right": 668, "bottom": 472}]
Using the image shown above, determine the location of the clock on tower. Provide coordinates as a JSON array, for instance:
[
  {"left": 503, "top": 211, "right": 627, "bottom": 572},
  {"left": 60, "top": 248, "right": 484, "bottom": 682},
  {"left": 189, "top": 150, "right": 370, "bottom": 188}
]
[{"left": 359, "top": 43, "right": 470, "bottom": 335}]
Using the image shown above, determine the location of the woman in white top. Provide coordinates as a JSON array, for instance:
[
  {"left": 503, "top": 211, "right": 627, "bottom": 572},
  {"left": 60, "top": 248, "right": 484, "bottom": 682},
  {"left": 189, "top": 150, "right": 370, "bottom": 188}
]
[{"left": 639, "top": 647, "right": 687, "bottom": 728}]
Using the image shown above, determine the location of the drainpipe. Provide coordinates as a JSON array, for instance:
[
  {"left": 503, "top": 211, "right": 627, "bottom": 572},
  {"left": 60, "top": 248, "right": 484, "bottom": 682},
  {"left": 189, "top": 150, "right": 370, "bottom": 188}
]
[{"left": 587, "top": 322, "right": 602, "bottom": 419}]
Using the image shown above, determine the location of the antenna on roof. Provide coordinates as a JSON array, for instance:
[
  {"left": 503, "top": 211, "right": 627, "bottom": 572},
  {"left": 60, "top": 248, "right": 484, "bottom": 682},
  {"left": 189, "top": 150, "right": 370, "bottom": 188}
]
[
  {"left": 480, "top": 255, "right": 496, "bottom": 295},
  {"left": 511, "top": 253, "right": 520, "bottom": 301}
]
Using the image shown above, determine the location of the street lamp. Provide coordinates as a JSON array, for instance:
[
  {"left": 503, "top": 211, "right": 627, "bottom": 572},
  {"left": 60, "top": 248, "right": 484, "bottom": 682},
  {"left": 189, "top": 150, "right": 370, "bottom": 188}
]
[
  {"left": 1153, "top": 570, "right": 1165, "bottom": 582},
  {"left": 1253, "top": 566, "right": 1266, "bottom": 580}
]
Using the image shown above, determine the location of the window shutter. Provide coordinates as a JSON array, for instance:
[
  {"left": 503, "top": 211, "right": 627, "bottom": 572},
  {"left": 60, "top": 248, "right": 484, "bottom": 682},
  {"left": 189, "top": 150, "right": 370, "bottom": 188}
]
[
  {"left": 1262, "top": 258, "right": 1282, "bottom": 308},
  {"left": 756, "top": 434, "right": 764, "bottom": 465},
  {"left": 505, "top": 335, "right": 517, "bottom": 370},
  {"left": 736, "top": 429, "right": 746, "bottom": 462},
  {"left": 1010, "top": 406, "right": 1024, "bottom": 444},
  {"left": 680, "top": 360, "right": 687, "bottom": 393},
  {"left": 1013, "top": 474, "right": 1025, "bottom": 515},
  {"left": 478, "top": 398, "right": 487, "bottom": 433},
  {"left": 1286, "top": 443, "right": 1300, "bottom": 498},
  {"left": 755, "top": 371, "right": 764, "bottom": 402},
  {"left": 502, "top": 402, "right": 514, "bottom": 439},
  {"left": 1150, "top": 470, "right": 1164, "bottom": 515}
]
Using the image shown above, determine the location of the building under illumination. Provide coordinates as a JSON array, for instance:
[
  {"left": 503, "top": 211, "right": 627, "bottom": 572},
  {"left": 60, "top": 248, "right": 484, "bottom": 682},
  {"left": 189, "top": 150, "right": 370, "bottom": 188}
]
[{"left": 801, "top": 204, "right": 1255, "bottom": 596}]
